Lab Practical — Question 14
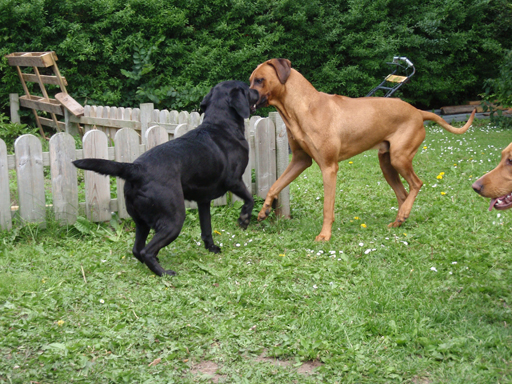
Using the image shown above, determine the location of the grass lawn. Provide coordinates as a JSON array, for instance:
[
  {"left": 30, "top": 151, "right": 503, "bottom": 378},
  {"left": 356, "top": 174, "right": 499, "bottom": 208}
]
[{"left": 1, "top": 120, "right": 511, "bottom": 383}]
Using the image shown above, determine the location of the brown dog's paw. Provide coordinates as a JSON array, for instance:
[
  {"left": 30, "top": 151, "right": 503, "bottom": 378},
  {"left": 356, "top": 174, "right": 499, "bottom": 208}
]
[
  {"left": 257, "top": 207, "right": 271, "bottom": 221},
  {"left": 388, "top": 220, "right": 404, "bottom": 228},
  {"left": 315, "top": 233, "right": 331, "bottom": 242}
]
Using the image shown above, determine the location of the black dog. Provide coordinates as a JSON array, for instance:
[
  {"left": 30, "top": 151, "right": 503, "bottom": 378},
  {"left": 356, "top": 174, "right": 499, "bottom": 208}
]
[{"left": 73, "top": 81, "right": 259, "bottom": 276}]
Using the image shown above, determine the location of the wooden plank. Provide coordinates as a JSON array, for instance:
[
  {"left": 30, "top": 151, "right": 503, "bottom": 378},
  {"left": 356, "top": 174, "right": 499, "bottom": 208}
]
[
  {"left": 270, "top": 112, "right": 290, "bottom": 218},
  {"left": 159, "top": 109, "right": 170, "bottom": 124},
  {"left": 39, "top": 116, "right": 66, "bottom": 131},
  {"left": 9, "top": 93, "right": 20, "bottom": 123},
  {"left": 55, "top": 92, "right": 84, "bottom": 116},
  {"left": 0, "top": 139, "right": 12, "bottom": 230},
  {"left": 178, "top": 111, "right": 189, "bottom": 124},
  {"left": 174, "top": 123, "right": 190, "bottom": 139},
  {"left": 123, "top": 107, "right": 132, "bottom": 121},
  {"left": 14, "top": 134, "right": 46, "bottom": 227},
  {"left": 19, "top": 95, "right": 64, "bottom": 115},
  {"left": 146, "top": 125, "right": 168, "bottom": 150},
  {"left": 169, "top": 110, "right": 179, "bottom": 124},
  {"left": 73, "top": 116, "right": 141, "bottom": 130},
  {"left": 114, "top": 128, "right": 140, "bottom": 219},
  {"left": 441, "top": 105, "right": 478, "bottom": 115},
  {"left": 82, "top": 130, "right": 111, "bottom": 222},
  {"left": 22, "top": 73, "right": 68, "bottom": 86},
  {"left": 140, "top": 103, "right": 153, "bottom": 145},
  {"left": 49, "top": 133, "right": 78, "bottom": 224},
  {"left": 254, "top": 118, "right": 276, "bottom": 199},
  {"left": 190, "top": 111, "right": 201, "bottom": 128},
  {"left": 6, "top": 52, "right": 56, "bottom": 68},
  {"left": 154, "top": 122, "right": 177, "bottom": 135},
  {"left": 232, "top": 118, "right": 252, "bottom": 204},
  {"left": 248, "top": 116, "right": 261, "bottom": 195}
]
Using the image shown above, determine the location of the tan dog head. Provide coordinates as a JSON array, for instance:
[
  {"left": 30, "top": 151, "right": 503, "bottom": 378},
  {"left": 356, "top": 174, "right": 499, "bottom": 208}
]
[
  {"left": 249, "top": 58, "right": 291, "bottom": 109},
  {"left": 472, "top": 142, "right": 512, "bottom": 211}
]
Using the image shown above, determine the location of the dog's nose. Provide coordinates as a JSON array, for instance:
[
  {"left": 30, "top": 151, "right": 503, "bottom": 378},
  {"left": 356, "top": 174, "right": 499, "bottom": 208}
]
[{"left": 472, "top": 181, "right": 483, "bottom": 194}]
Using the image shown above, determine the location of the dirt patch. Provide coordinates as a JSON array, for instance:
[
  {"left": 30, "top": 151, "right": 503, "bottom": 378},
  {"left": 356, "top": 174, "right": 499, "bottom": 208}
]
[
  {"left": 190, "top": 352, "right": 322, "bottom": 381},
  {"left": 190, "top": 361, "right": 226, "bottom": 383},
  {"left": 255, "top": 351, "right": 322, "bottom": 375},
  {"left": 412, "top": 376, "right": 431, "bottom": 384}
]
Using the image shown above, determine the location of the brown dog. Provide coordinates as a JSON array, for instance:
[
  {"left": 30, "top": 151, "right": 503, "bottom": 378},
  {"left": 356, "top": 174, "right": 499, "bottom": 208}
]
[
  {"left": 249, "top": 58, "right": 476, "bottom": 241},
  {"left": 472, "top": 142, "right": 512, "bottom": 211}
]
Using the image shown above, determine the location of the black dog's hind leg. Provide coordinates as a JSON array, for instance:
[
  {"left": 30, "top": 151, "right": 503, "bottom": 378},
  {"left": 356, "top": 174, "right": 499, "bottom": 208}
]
[
  {"left": 198, "top": 201, "right": 221, "bottom": 253},
  {"left": 230, "top": 181, "right": 254, "bottom": 230},
  {"left": 140, "top": 201, "right": 186, "bottom": 276},
  {"left": 132, "top": 221, "right": 150, "bottom": 263}
]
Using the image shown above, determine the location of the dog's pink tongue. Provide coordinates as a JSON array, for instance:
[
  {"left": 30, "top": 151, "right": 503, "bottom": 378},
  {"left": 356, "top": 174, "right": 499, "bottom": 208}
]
[{"left": 489, "top": 198, "right": 498, "bottom": 211}]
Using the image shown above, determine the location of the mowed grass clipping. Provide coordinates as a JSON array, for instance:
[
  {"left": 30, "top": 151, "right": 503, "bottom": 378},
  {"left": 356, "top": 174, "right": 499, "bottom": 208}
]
[{"left": 0, "top": 121, "right": 511, "bottom": 383}]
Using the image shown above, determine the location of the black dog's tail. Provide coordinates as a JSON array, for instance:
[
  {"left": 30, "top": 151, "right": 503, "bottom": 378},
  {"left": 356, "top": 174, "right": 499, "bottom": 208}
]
[{"left": 73, "top": 159, "right": 143, "bottom": 182}]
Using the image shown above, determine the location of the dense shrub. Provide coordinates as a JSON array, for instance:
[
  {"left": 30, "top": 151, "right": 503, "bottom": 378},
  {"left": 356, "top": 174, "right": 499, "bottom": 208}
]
[
  {"left": 0, "top": 0, "right": 511, "bottom": 117},
  {"left": 482, "top": 49, "right": 512, "bottom": 128}
]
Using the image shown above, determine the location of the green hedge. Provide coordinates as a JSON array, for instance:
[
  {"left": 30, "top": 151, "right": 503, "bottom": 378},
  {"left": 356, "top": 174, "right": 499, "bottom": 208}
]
[{"left": 1, "top": 0, "right": 511, "bottom": 116}]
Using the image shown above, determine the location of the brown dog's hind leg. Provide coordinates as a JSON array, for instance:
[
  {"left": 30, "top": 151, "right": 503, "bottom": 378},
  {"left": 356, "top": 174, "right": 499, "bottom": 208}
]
[
  {"left": 258, "top": 149, "right": 312, "bottom": 221},
  {"left": 315, "top": 162, "right": 339, "bottom": 241},
  {"left": 387, "top": 153, "right": 423, "bottom": 227},
  {"left": 378, "top": 148, "right": 408, "bottom": 209}
]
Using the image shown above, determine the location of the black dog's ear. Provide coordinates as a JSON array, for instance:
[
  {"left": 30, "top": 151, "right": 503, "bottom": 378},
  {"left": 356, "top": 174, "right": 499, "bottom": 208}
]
[
  {"left": 228, "top": 87, "right": 251, "bottom": 119},
  {"left": 200, "top": 88, "right": 213, "bottom": 113}
]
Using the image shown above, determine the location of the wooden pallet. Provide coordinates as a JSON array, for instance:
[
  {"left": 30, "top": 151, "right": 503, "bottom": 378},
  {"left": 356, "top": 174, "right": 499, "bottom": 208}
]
[{"left": 5, "top": 52, "right": 84, "bottom": 136}]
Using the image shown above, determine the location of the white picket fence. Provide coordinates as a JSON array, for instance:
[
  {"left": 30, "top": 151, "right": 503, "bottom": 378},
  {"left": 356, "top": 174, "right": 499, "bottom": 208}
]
[{"left": 0, "top": 112, "right": 290, "bottom": 231}]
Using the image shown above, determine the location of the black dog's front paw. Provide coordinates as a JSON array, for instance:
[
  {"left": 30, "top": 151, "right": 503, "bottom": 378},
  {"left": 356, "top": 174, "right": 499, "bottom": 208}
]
[
  {"left": 207, "top": 244, "right": 221, "bottom": 254},
  {"left": 238, "top": 214, "right": 250, "bottom": 230},
  {"left": 163, "top": 269, "right": 177, "bottom": 276}
]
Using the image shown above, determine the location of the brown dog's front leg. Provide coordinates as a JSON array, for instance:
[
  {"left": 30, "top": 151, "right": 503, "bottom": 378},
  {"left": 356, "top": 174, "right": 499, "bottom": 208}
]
[
  {"left": 258, "top": 150, "right": 312, "bottom": 221},
  {"left": 315, "top": 163, "right": 339, "bottom": 241}
]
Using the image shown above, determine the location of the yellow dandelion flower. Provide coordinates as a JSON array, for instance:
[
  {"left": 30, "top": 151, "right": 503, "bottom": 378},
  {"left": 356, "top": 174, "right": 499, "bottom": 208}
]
[
  {"left": 423, "top": 146, "right": 427, "bottom": 149},
  {"left": 361, "top": 224, "right": 367, "bottom": 228},
  {"left": 349, "top": 161, "right": 353, "bottom": 164},
  {"left": 440, "top": 172, "right": 445, "bottom": 175},
  {"left": 214, "top": 230, "right": 221, "bottom": 235},
  {"left": 354, "top": 216, "right": 359, "bottom": 220},
  {"left": 436, "top": 175, "right": 443, "bottom": 180},
  {"left": 57, "top": 320, "right": 65, "bottom": 327},
  {"left": 441, "top": 192, "right": 446, "bottom": 195},
  {"left": 279, "top": 254, "right": 285, "bottom": 257}
]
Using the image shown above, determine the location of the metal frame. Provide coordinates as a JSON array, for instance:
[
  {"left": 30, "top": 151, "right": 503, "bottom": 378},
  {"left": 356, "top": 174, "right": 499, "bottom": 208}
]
[{"left": 366, "top": 56, "right": 416, "bottom": 98}]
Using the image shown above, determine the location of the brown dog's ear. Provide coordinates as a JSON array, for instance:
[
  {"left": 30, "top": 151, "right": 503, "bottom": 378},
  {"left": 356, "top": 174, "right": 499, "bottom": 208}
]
[
  {"left": 228, "top": 87, "right": 251, "bottom": 119},
  {"left": 267, "top": 58, "right": 291, "bottom": 84}
]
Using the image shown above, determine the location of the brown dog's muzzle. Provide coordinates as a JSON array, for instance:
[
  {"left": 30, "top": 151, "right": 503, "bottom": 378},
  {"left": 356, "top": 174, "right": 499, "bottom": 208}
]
[{"left": 472, "top": 180, "right": 512, "bottom": 211}]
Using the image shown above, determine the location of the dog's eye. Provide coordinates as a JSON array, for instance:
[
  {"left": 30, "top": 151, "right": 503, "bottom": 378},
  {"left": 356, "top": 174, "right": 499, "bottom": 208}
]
[
  {"left": 507, "top": 158, "right": 512, "bottom": 166},
  {"left": 254, "top": 78, "right": 264, "bottom": 85}
]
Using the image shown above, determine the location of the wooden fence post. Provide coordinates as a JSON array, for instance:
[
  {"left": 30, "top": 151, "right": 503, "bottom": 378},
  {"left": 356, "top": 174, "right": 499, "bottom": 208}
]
[
  {"left": 9, "top": 93, "right": 20, "bottom": 124},
  {"left": 0, "top": 139, "right": 12, "bottom": 231},
  {"left": 15, "top": 134, "right": 46, "bottom": 227},
  {"left": 114, "top": 128, "right": 141, "bottom": 219},
  {"left": 140, "top": 103, "right": 153, "bottom": 146},
  {"left": 269, "top": 112, "right": 290, "bottom": 218},
  {"left": 146, "top": 125, "right": 168, "bottom": 151},
  {"left": 254, "top": 118, "right": 276, "bottom": 199},
  {"left": 82, "top": 130, "right": 111, "bottom": 222},
  {"left": 49, "top": 133, "right": 78, "bottom": 224}
]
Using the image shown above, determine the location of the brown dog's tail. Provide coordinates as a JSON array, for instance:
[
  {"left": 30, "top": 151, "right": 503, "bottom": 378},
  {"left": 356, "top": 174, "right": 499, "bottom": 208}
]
[{"left": 420, "top": 109, "right": 476, "bottom": 134}]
